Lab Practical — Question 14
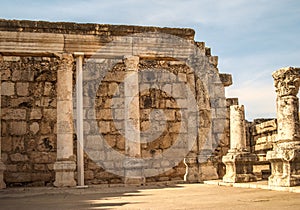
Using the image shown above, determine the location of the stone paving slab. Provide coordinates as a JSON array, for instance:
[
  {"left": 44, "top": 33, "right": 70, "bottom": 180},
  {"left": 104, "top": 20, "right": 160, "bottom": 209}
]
[{"left": 0, "top": 183, "right": 300, "bottom": 210}]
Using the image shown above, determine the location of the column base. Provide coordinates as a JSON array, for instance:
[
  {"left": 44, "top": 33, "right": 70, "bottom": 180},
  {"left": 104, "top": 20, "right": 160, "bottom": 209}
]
[
  {"left": 267, "top": 146, "right": 300, "bottom": 187},
  {"left": 0, "top": 161, "right": 6, "bottom": 189},
  {"left": 222, "top": 152, "right": 257, "bottom": 183},
  {"left": 184, "top": 157, "right": 199, "bottom": 183},
  {"left": 124, "top": 159, "right": 145, "bottom": 186},
  {"left": 54, "top": 160, "right": 76, "bottom": 187}
]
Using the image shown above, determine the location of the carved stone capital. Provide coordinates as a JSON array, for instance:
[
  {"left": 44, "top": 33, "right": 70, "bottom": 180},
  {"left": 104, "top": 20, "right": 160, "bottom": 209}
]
[
  {"left": 58, "top": 53, "right": 74, "bottom": 71},
  {"left": 272, "top": 67, "right": 300, "bottom": 97},
  {"left": 123, "top": 55, "right": 139, "bottom": 71}
]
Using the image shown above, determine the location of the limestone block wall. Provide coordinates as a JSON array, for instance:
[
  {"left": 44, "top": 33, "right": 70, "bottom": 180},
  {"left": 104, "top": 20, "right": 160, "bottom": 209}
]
[
  {"left": 1, "top": 56, "right": 58, "bottom": 186},
  {"left": 250, "top": 119, "right": 277, "bottom": 158},
  {"left": 0, "top": 19, "right": 232, "bottom": 186},
  {"left": 248, "top": 119, "right": 277, "bottom": 180}
]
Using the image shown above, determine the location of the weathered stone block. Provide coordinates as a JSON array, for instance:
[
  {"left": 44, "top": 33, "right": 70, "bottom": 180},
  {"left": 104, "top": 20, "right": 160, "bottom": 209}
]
[
  {"left": 1, "top": 82, "right": 15, "bottom": 96},
  {"left": 1, "top": 137, "right": 12, "bottom": 152},
  {"left": 253, "top": 119, "right": 277, "bottom": 135},
  {"left": 30, "top": 122, "right": 40, "bottom": 135},
  {"left": 219, "top": 73, "right": 233, "bottom": 87},
  {"left": 84, "top": 170, "right": 94, "bottom": 180},
  {"left": 10, "top": 121, "right": 27, "bottom": 135},
  {"left": 3, "top": 56, "right": 20, "bottom": 62},
  {"left": 6, "top": 164, "right": 17, "bottom": 172},
  {"left": 30, "top": 152, "right": 56, "bottom": 163},
  {"left": 1, "top": 109, "right": 26, "bottom": 120},
  {"left": 5, "top": 172, "right": 31, "bottom": 183},
  {"left": 40, "top": 122, "right": 51, "bottom": 135},
  {"left": 43, "top": 82, "right": 54, "bottom": 96},
  {"left": 1, "top": 69, "right": 11, "bottom": 80},
  {"left": 32, "top": 173, "right": 52, "bottom": 182},
  {"left": 98, "top": 121, "right": 111, "bottom": 134},
  {"left": 12, "top": 70, "right": 34, "bottom": 81},
  {"left": 10, "top": 153, "right": 29, "bottom": 162},
  {"left": 12, "top": 137, "right": 25, "bottom": 152},
  {"left": 34, "top": 164, "right": 46, "bottom": 171},
  {"left": 16, "top": 82, "right": 29, "bottom": 96}
]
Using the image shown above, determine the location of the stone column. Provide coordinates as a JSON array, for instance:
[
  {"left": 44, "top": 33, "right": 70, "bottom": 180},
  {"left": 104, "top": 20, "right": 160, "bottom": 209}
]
[
  {"left": 229, "top": 105, "right": 247, "bottom": 152},
  {"left": 53, "top": 53, "right": 76, "bottom": 187},
  {"left": 0, "top": 55, "right": 6, "bottom": 189},
  {"left": 123, "top": 55, "right": 145, "bottom": 185},
  {"left": 222, "top": 105, "right": 257, "bottom": 183},
  {"left": 267, "top": 67, "right": 300, "bottom": 187},
  {"left": 74, "top": 52, "right": 85, "bottom": 187}
]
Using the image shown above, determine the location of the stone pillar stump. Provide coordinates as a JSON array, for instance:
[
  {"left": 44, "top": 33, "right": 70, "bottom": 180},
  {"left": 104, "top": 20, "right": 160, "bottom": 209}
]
[{"left": 222, "top": 105, "right": 257, "bottom": 183}]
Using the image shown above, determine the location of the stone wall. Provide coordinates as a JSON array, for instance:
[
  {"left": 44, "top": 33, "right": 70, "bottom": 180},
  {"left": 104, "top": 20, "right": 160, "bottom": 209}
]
[
  {"left": 0, "top": 19, "right": 232, "bottom": 187},
  {"left": 1, "top": 55, "right": 58, "bottom": 186},
  {"left": 248, "top": 119, "right": 276, "bottom": 180}
]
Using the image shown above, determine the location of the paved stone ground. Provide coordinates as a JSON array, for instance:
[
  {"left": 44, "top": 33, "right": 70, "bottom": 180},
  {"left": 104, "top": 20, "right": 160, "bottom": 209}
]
[{"left": 0, "top": 184, "right": 299, "bottom": 210}]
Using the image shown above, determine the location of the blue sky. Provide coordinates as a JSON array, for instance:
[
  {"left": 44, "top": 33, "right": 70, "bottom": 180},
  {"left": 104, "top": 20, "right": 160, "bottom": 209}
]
[{"left": 1, "top": 0, "right": 299, "bottom": 120}]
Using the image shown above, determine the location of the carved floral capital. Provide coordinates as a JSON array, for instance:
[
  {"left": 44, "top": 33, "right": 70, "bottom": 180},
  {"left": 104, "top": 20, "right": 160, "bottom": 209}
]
[
  {"left": 58, "top": 53, "right": 74, "bottom": 71},
  {"left": 272, "top": 67, "right": 300, "bottom": 97},
  {"left": 123, "top": 55, "right": 139, "bottom": 71}
]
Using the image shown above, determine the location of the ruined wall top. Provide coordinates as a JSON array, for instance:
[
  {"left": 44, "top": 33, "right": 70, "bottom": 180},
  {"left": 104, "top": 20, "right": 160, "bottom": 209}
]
[{"left": 0, "top": 19, "right": 195, "bottom": 40}]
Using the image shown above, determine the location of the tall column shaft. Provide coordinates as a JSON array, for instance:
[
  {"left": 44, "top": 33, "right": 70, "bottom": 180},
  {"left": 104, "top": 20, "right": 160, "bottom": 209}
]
[
  {"left": 123, "top": 55, "right": 144, "bottom": 185},
  {"left": 124, "top": 56, "right": 141, "bottom": 157},
  {"left": 274, "top": 67, "right": 300, "bottom": 144},
  {"left": 0, "top": 55, "right": 6, "bottom": 189},
  {"left": 230, "top": 105, "right": 246, "bottom": 151},
  {"left": 267, "top": 67, "right": 300, "bottom": 187},
  {"left": 54, "top": 53, "right": 76, "bottom": 187}
]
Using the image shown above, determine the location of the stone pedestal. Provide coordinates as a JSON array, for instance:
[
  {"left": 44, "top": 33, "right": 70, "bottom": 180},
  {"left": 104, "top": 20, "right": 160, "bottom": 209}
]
[
  {"left": 222, "top": 152, "right": 257, "bottom": 183},
  {"left": 124, "top": 159, "right": 145, "bottom": 186},
  {"left": 267, "top": 67, "right": 300, "bottom": 187},
  {"left": 222, "top": 105, "right": 257, "bottom": 183},
  {"left": 123, "top": 56, "right": 145, "bottom": 186},
  {"left": 53, "top": 161, "right": 76, "bottom": 187},
  {"left": 54, "top": 54, "right": 76, "bottom": 187},
  {"left": 267, "top": 146, "right": 300, "bottom": 187}
]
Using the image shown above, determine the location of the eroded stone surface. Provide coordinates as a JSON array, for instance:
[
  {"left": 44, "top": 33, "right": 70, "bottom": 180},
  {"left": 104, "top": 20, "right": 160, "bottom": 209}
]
[
  {"left": 0, "top": 19, "right": 232, "bottom": 187},
  {"left": 267, "top": 67, "right": 300, "bottom": 187},
  {"left": 222, "top": 105, "right": 257, "bottom": 183}
]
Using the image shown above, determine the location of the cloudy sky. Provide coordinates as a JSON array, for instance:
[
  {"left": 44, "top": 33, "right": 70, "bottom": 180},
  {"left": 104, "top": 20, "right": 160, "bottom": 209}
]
[{"left": 1, "top": 0, "right": 299, "bottom": 120}]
